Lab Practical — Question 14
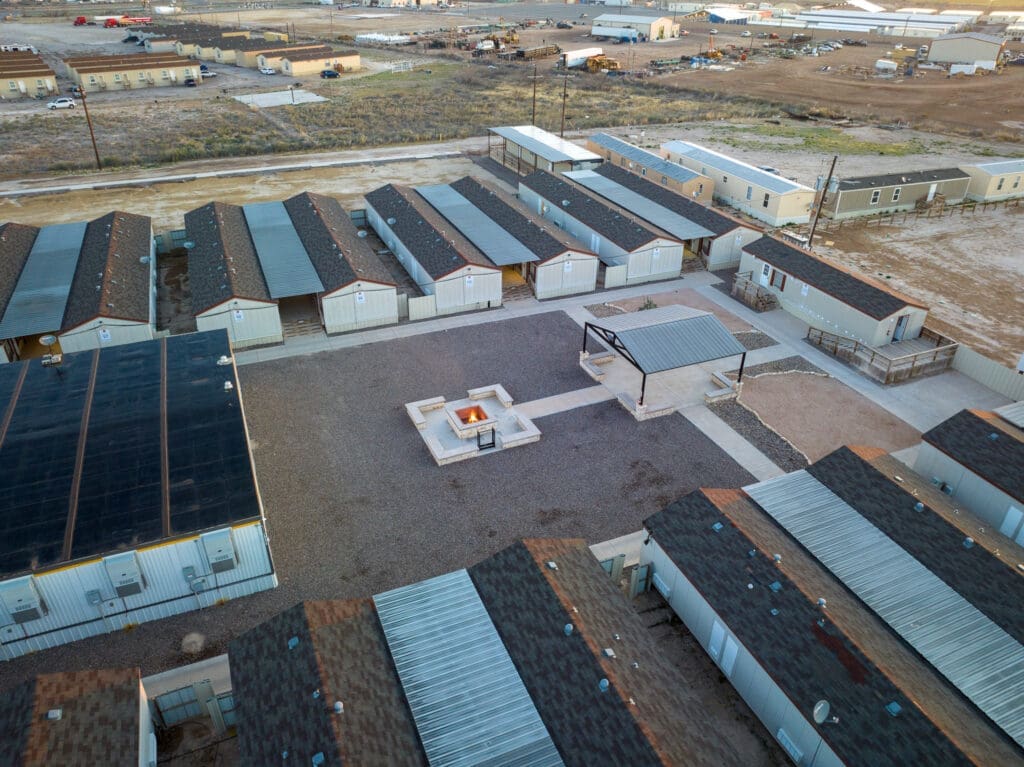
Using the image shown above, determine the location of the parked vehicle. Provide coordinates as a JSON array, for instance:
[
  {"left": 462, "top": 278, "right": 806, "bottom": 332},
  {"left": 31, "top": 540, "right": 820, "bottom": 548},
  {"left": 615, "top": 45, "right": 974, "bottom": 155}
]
[
  {"left": 184, "top": 77, "right": 198, "bottom": 87},
  {"left": 259, "top": 66, "right": 276, "bottom": 75},
  {"left": 201, "top": 70, "right": 218, "bottom": 77},
  {"left": 740, "top": 30, "right": 752, "bottom": 37},
  {"left": 47, "top": 97, "right": 75, "bottom": 110},
  {"left": 709, "top": 29, "right": 718, "bottom": 35},
  {"left": 321, "top": 69, "right": 340, "bottom": 78},
  {"left": 199, "top": 63, "right": 210, "bottom": 72},
  {"left": 556, "top": 21, "right": 572, "bottom": 30}
]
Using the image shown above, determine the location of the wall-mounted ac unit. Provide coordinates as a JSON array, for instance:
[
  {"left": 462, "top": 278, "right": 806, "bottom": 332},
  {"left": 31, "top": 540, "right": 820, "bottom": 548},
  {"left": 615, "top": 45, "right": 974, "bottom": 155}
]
[
  {"left": 103, "top": 552, "right": 146, "bottom": 597},
  {"left": 0, "top": 576, "right": 47, "bottom": 624},
  {"left": 200, "top": 528, "right": 238, "bottom": 574},
  {"left": 652, "top": 572, "right": 671, "bottom": 600}
]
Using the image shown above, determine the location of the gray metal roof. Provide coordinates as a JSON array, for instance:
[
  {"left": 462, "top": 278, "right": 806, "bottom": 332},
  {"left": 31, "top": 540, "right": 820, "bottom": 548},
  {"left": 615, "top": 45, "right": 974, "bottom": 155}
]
[
  {"left": 745, "top": 470, "right": 1024, "bottom": 749},
  {"left": 0, "top": 221, "right": 87, "bottom": 340},
  {"left": 241, "top": 202, "right": 324, "bottom": 299},
  {"left": 996, "top": 401, "right": 1024, "bottom": 430},
  {"left": 588, "top": 133, "right": 701, "bottom": 186},
  {"left": 490, "top": 126, "right": 601, "bottom": 165},
  {"left": 416, "top": 184, "right": 539, "bottom": 266},
  {"left": 374, "top": 569, "right": 564, "bottom": 767},
  {"left": 565, "top": 170, "right": 715, "bottom": 242},
  {"left": 588, "top": 304, "right": 745, "bottom": 374},
  {"left": 662, "top": 141, "right": 811, "bottom": 195},
  {"left": 965, "top": 159, "right": 1024, "bottom": 175}
]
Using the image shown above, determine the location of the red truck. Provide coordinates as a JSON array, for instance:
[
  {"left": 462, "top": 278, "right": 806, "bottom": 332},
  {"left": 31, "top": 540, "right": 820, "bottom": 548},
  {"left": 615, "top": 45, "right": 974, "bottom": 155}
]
[{"left": 75, "top": 15, "right": 152, "bottom": 27}]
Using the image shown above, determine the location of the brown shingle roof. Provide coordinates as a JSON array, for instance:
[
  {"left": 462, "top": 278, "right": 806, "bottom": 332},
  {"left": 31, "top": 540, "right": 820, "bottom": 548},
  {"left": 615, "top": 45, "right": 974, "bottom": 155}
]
[
  {"left": 0, "top": 223, "right": 38, "bottom": 321},
  {"left": 283, "top": 49, "right": 359, "bottom": 63},
  {"left": 0, "top": 668, "right": 141, "bottom": 767}
]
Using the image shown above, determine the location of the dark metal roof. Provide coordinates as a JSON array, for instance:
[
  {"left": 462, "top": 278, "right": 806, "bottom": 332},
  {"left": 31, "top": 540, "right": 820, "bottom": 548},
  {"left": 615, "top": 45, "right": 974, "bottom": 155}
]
[
  {"left": 0, "top": 223, "right": 38, "bottom": 326},
  {"left": 744, "top": 237, "right": 924, "bottom": 320},
  {"left": 644, "top": 490, "right": 974, "bottom": 767},
  {"left": 283, "top": 192, "right": 395, "bottom": 292},
  {"left": 63, "top": 211, "right": 152, "bottom": 328},
  {"left": 364, "top": 184, "right": 496, "bottom": 279},
  {"left": 520, "top": 171, "right": 670, "bottom": 252},
  {"left": 185, "top": 202, "right": 272, "bottom": 314},
  {"left": 836, "top": 167, "right": 970, "bottom": 192},
  {"left": 923, "top": 409, "right": 1024, "bottom": 503},
  {"left": 0, "top": 331, "right": 262, "bottom": 578},
  {"left": 0, "top": 669, "right": 141, "bottom": 766},
  {"left": 594, "top": 163, "right": 757, "bottom": 237},
  {"left": 229, "top": 600, "right": 426, "bottom": 766},
  {"left": 588, "top": 133, "right": 702, "bottom": 185},
  {"left": 241, "top": 201, "right": 324, "bottom": 299},
  {"left": 282, "top": 49, "right": 358, "bottom": 62}
]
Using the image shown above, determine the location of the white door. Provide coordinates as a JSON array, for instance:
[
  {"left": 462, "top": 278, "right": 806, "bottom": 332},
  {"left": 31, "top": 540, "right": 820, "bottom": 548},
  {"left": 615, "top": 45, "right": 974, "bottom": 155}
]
[
  {"left": 893, "top": 314, "right": 909, "bottom": 342},
  {"left": 759, "top": 263, "right": 770, "bottom": 287},
  {"left": 926, "top": 183, "right": 938, "bottom": 202},
  {"left": 709, "top": 620, "right": 725, "bottom": 661},
  {"left": 721, "top": 636, "right": 739, "bottom": 677},
  {"left": 1001, "top": 505, "right": 1024, "bottom": 540}
]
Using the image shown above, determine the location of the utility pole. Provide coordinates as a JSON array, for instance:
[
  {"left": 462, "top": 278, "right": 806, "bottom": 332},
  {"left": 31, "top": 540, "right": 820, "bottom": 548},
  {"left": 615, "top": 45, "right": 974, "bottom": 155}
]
[
  {"left": 531, "top": 63, "right": 538, "bottom": 126},
  {"left": 808, "top": 154, "right": 838, "bottom": 250},
  {"left": 559, "top": 74, "right": 568, "bottom": 138},
  {"left": 79, "top": 88, "right": 102, "bottom": 171}
]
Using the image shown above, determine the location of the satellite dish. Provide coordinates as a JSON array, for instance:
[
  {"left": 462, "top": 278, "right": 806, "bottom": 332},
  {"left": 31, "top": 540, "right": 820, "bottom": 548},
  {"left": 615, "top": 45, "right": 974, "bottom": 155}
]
[
  {"left": 813, "top": 700, "right": 830, "bottom": 724},
  {"left": 39, "top": 335, "right": 57, "bottom": 348}
]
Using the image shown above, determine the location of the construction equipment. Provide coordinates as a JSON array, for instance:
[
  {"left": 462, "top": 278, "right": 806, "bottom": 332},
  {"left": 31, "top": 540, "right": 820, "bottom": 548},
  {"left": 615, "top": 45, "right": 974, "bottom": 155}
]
[
  {"left": 516, "top": 44, "right": 560, "bottom": 60},
  {"left": 584, "top": 54, "right": 621, "bottom": 73}
]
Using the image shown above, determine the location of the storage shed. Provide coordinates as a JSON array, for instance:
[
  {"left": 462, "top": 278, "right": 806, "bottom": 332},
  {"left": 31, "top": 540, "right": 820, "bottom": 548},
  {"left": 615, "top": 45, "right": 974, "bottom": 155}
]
[
  {"left": 591, "top": 14, "right": 680, "bottom": 40},
  {"left": 185, "top": 192, "right": 398, "bottom": 348},
  {"left": 587, "top": 132, "right": 713, "bottom": 202},
  {"left": 569, "top": 163, "right": 762, "bottom": 270},
  {"left": 960, "top": 159, "right": 1024, "bottom": 201},
  {"left": 643, "top": 489, "right": 974, "bottom": 767},
  {"left": 416, "top": 176, "right": 599, "bottom": 300},
  {"left": 0, "top": 212, "right": 155, "bottom": 364},
  {"left": 488, "top": 125, "right": 603, "bottom": 176},
  {"left": 364, "top": 184, "right": 501, "bottom": 316},
  {"left": 927, "top": 32, "right": 1006, "bottom": 64},
  {"left": 915, "top": 407, "right": 1024, "bottom": 545},
  {"left": 662, "top": 140, "right": 815, "bottom": 226},
  {"left": 519, "top": 171, "right": 684, "bottom": 286},
  {"left": 821, "top": 168, "right": 970, "bottom": 219},
  {"left": 0, "top": 331, "right": 277, "bottom": 661},
  {"left": 738, "top": 237, "right": 929, "bottom": 346}
]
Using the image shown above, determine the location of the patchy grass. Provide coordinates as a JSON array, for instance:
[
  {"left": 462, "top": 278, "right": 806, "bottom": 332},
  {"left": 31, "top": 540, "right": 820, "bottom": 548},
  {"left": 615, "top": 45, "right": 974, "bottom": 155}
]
[{"left": 713, "top": 123, "right": 925, "bottom": 155}]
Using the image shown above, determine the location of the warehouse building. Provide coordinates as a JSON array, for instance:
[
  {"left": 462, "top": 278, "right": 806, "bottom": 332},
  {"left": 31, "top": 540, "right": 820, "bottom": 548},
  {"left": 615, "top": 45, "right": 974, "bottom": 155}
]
[
  {"left": 567, "top": 163, "right": 762, "bottom": 270},
  {"left": 365, "top": 184, "right": 502, "bottom": 316},
  {"left": 416, "top": 176, "right": 599, "bottom": 300},
  {"left": 0, "top": 331, "right": 277, "bottom": 661},
  {"left": 794, "top": 9, "right": 975, "bottom": 37},
  {"left": 0, "top": 668, "right": 155, "bottom": 766},
  {"left": 185, "top": 192, "right": 398, "bottom": 348},
  {"left": 820, "top": 167, "right": 970, "bottom": 220},
  {"left": 230, "top": 539, "right": 743, "bottom": 765},
  {"left": 591, "top": 14, "right": 681, "bottom": 40},
  {"left": 915, "top": 406, "right": 1024, "bottom": 546},
  {"left": 281, "top": 48, "right": 360, "bottom": 76},
  {"left": 489, "top": 125, "right": 602, "bottom": 176},
  {"left": 0, "top": 212, "right": 155, "bottom": 364},
  {"left": 0, "top": 51, "right": 57, "bottom": 99},
  {"left": 63, "top": 53, "right": 200, "bottom": 91},
  {"left": 927, "top": 31, "right": 1006, "bottom": 64},
  {"left": 587, "top": 132, "right": 713, "bottom": 202},
  {"left": 960, "top": 159, "right": 1024, "bottom": 201},
  {"left": 661, "top": 141, "right": 816, "bottom": 226},
  {"left": 519, "top": 171, "right": 685, "bottom": 286},
  {"left": 643, "top": 489, "right": 975, "bottom": 767},
  {"left": 737, "top": 236, "right": 929, "bottom": 346}
]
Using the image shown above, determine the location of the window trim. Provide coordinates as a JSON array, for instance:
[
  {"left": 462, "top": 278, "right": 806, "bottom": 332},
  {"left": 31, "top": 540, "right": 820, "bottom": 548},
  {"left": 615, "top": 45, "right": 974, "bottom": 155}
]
[
  {"left": 869, "top": 189, "right": 881, "bottom": 205},
  {"left": 891, "top": 187, "right": 901, "bottom": 202}
]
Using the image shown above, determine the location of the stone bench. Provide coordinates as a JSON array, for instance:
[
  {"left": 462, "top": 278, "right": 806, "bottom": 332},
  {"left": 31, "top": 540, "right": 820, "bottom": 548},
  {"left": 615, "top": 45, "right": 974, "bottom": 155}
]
[
  {"left": 467, "top": 384, "right": 513, "bottom": 408},
  {"left": 422, "top": 432, "right": 477, "bottom": 466},
  {"left": 616, "top": 392, "right": 676, "bottom": 422},
  {"left": 704, "top": 372, "right": 738, "bottom": 403},
  {"left": 499, "top": 415, "right": 542, "bottom": 449},
  {"left": 405, "top": 396, "right": 446, "bottom": 430}
]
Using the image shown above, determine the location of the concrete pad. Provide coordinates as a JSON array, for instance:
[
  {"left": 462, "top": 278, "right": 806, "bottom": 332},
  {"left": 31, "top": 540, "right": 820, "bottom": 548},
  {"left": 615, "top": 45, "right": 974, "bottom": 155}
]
[
  {"left": 233, "top": 89, "right": 327, "bottom": 108},
  {"left": 590, "top": 530, "right": 646, "bottom": 568}
]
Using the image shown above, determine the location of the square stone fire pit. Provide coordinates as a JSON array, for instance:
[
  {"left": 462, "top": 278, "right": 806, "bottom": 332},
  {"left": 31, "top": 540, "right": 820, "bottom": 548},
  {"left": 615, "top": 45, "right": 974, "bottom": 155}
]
[{"left": 445, "top": 402, "right": 497, "bottom": 440}]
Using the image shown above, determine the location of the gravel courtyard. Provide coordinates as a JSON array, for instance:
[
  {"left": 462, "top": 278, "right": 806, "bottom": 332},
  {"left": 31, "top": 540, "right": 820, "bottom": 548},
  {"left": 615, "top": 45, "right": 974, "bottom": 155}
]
[{"left": 0, "top": 311, "right": 754, "bottom": 687}]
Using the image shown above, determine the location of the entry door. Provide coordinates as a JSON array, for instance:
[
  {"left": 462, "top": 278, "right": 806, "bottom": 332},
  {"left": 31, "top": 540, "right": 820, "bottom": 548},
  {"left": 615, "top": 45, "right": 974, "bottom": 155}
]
[
  {"left": 893, "top": 314, "right": 910, "bottom": 342},
  {"left": 999, "top": 505, "right": 1023, "bottom": 540},
  {"left": 926, "top": 183, "right": 938, "bottom": 202}
]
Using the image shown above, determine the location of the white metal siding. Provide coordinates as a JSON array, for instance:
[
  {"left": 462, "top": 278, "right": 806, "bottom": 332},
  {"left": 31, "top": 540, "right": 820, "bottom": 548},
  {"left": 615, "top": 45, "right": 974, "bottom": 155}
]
[
  {"left": 706, "top": 229, "right": 761, "bottom": 271},
  {"left": 533, "top": 252, "right": 598, "bottom": 299},
  {"left": 197, "top": 299, "right": 282, "bottom": 349},
  {"left": 322, "top": 282, "right": 398, "bottom": 334},
  {"left": 59, "top": 319, "right": 155, "bottom": 355}
]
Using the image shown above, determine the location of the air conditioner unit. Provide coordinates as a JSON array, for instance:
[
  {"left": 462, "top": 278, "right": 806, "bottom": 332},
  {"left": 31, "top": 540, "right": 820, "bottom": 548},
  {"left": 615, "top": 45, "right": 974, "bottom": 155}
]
[
  {"left": 652, "top": 572, "right": 671, "bottom": 600},
  {"left": 0, "top": 576, "right": 47, "bottom": 624},
  {"left": 103, "top": 552, "right": 146, "bottom": 597},
  {"left": 200, "top": 528, "right": 238, "bottom": 573}
]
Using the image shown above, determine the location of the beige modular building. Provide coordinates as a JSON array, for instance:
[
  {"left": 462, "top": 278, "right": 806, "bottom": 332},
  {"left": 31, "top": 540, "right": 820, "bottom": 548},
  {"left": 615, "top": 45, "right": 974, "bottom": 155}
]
[
  {"left": 821, "top": 167, "right": 970, "bottom": 220},
  {"left": 64, "top": 53, "right": 199, "bottom": 91},
  {"left": 0, "top": 52, "right": 57, "bottom": 99},
  {"left": 587, "top": 132, "right": 713, "bottom": 203},
  {"left": 738, "top": 237, "right": 929, "bottom": 347},
  {"left": 489, "top": 125, "right": 603, "bottom": 176},
  {"left": 960, "top": 159, "right": 1024, "bottom": 201},
  {"left": 592, "top": 14, "right": 681, "bottom": 40},
  {"left": 233, "top": 42, "right": 325, "bottom": 69},
  {"left": 662, "top": 140, "right": 816, "bottom": 226},
  {"left": 255, "top": 45, "right": 335, "bottom": 72},
  {"left": 281, "top": 49, "right": 360, "bottom": 76},
  {"left": 927, "top": 32, "right": 1006, "bottom": 64}
]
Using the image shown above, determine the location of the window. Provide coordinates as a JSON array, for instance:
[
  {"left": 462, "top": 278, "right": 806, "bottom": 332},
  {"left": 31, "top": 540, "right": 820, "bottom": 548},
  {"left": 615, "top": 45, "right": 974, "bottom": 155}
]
[
  {"left": 36, "top": 79, "right": 43, "bottom": 87},
  {"left": 723, "top": 175, "right": 728, "bottom": 183},
  {"left": 660, "top": 175, "right": 667, "bottom": 185},
  {"left": 745, "top": 186, "right": 753, "bottom": 201},
  {"left": 892, "top": 187, "right": 901, "bottom": 202},
  {"left": 88, "top": 75, "right": 97, "bottom": 84},
  {"left": 620, "top": 157, "right": 626, "bottom": 166},
  {"left": 161, "top": 69, "right": 170, "bottom": 80},
  {"left": 1014, "top": 176, "right": 1021, "bottom": 189},
  {"left": 770, "top": 269, "right": 787, "bottom": 291},
  {"left": 7, "top": 81, "right": 16, "bottom": 91},
  {"left": 697, "top": 183, "right": 704, "bottom": 195},
  {"left": 138, "top": 72, "right": 146, "bottom": 81},
  {"left": 640, "top": 167, "right": 647, "bottom": 176},
  {"left": 761, "top": 263, "right": 771, "bottom": 279},
  {"left": 996, "top": 177, "right": 1005, "bottom": 191},
  {"left": 113, "top": 73, "right": 121, "bottom": 81},
  {"left": 763, "top": 193, "right": 770, "bottom": 208},
  {"left": 870, "top": 189, "right": 881, "bottom": 204}
]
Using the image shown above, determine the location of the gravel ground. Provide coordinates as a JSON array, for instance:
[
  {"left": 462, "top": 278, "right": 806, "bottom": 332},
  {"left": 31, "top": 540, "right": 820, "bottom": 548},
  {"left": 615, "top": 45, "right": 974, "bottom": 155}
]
[
  {"left": 726, "top": 355, "right": 826, "bottom": 381},
  {"left": 0, "top": 311, "right": 754, "bottom": 689},
  {"left": 733, "top": 330, "right": 778, "bottom": 352},
  {"left": 584, "top": 302, "right": 627, "bottom": 318},
  {"left": 708, "top": 398, "right": 809, "bottom": 473}
]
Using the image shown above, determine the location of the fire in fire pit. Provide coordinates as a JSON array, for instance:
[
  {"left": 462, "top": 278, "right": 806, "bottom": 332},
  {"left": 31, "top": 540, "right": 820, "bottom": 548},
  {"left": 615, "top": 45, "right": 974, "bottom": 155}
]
[{"left": 455, "top": 404, "right": 488, "bottom": 425}]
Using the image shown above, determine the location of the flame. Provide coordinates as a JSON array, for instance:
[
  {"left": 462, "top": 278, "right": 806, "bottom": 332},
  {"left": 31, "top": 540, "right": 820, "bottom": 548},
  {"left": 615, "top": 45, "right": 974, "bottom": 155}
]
[{"left": 467, "top": 411, "right": 479, "bottom": 423}]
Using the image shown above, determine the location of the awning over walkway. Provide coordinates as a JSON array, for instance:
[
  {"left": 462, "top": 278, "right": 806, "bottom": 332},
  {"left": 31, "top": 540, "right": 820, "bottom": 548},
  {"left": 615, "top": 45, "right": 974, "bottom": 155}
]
[{"left": 583, "top": 305, "right": 746, "bottom": 404}]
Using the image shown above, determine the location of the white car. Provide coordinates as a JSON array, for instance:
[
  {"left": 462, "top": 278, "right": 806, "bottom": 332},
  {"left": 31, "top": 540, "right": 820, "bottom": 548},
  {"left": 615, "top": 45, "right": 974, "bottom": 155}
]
[
  {"left": 258, "top": 66, "right": 276, "bottom": 75},
  {"left": 740, "top": 30, "right": 752, "bottom": 37},
  {"left": 47, "top": 97, "right": 75, "bottom": 110}
]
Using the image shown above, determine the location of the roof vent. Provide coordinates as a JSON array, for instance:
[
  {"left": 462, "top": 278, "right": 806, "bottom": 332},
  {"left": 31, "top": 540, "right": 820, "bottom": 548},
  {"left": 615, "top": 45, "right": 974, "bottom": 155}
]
[
  {"left": 769, "top": 581, "right": 782, "bottom": 593},
  {"left": 770, "top": 608, "right": 780, "bottom": 616},
  {"left": 598, "top": 678, "right": 610, "bottom": 693},
  {"left": 546, "top": 561, "right": 558, "bottom": 570},
  {"left": 312, "top": 689, "right": 320, "bottom": 699},
  {"left": 613, "top": 633, "right": 620, "bottom": 641},
  {"left": 964, "top": 537, "right": 975, "bottom": 549},
  {"left": 217, "top": 355, "right": 232, "bottom": 366},
  {"left": 564, "top": 623, "right": 573, "bottom": 636},
  {"left": 561, "top": 199, "right": 571, "bottom": 207},
  {"left": 748, "top": 549, "right": 757, "bottom": 558},
  {"left": 885, "top": 701, "right": 902, "bottom": 717},
  {"left": 631, "top": 661, "right": 639, "bottom": 669},
  {"left": 914, "top": 502, "right": 925, "bottom": 512},
  {"left": 817, "top": 597, "right": 827, "bottom": 609},
  {"left": 312, "top": 754, "right": 325, "bottom": 766},
  {"left": 333, "top": 701, "right": 344, "bottom": 714},
  {"left": 287, "top": 636, "right": 299, "bottom": 650},
  {"left": 988, "top": 433, "right": 999, "bottom": 441},
  {"left": 711, "top": 522, "right": 724, "bottom": 532},
  {"left": 773, "top": 554, "right": 782, "bottom": 564},
  {"left": 747, "top": 583, "right": 754, "bottom": 590},
  {"left": 46, "top": 709, "right": 62, "bottom": 721},
  {"left": 603, "top": 647, "right": 616, "bottom": 658},
  {"left": 224, "top": 381, "right": 234, "bottom": 392}
]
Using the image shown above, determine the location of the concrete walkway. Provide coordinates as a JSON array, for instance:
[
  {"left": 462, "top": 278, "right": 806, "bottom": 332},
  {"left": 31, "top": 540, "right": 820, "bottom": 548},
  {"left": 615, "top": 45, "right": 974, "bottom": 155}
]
[{"left": 516, "top": 385, "right": 614, "bottom": 420}]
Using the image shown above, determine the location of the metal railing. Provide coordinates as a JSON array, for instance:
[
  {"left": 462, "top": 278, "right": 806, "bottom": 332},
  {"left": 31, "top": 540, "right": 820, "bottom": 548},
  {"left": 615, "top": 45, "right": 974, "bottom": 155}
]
[{"left": 807, "top": 326, "right": 959, "bottom": 384}]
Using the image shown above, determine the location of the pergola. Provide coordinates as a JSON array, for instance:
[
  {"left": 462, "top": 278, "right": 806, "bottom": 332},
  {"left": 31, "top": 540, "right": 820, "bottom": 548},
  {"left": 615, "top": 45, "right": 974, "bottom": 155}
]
[{"left": 582, "top": 305, "right": 747, "bottom": 406}]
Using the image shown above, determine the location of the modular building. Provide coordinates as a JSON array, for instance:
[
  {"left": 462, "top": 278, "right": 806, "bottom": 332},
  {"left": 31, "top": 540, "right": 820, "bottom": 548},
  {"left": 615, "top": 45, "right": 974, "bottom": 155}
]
[
  {"left": 281, "top": 49, "right": 359, "bottom": 76},
  {"left": 567, "top": 163, "right": 762, "bottom": 270},
  {"left": 0, "top": 331, "right": 277, "bottom": 661},
  {"left": 488, "top": 125, "right": 603, "bottom": 176},
  {"left": 415, "top": 176, "right": 599, "bottom": 300},
  {"left": 63, "top": 53, "right": 200, "bottom": 91},
  {"left": 591, "top": 14, "right": 681, "bottom": 40},
  {"left": 915, "top": 406, "right": 1024, "bottom": 546},
  {"left": 0, "top": 51, "right": 57, "bottom": 98},
  {"left": 519, "top": 170, "right": 685, "bottom": 285},
  {"left": 255, "top": 45, "right": 333, "bottom": 72},
  {"left": 642, "top": 489, "right": 974, "bottom": 767},
  {"left": 927, "top": 31, "right": 1006, "bottom": 63},
  {"left": 186, "top": 192, "right": 398, "bottom": 348},
  {"left": 230, "top": 539, "right": 743, "bottom": 765},
  {"left": 738, "top": 237, "right": 928, "bottom": 346},
  {"left": 233, "top": 42, "right": 325, "bottom": 69},
  {"left": 365, "top": 184, "right": 502, "bottom": 316},
  {"left": 661, "top": 140, "right": 815, "bottom": 226},
  {"left": 587, "top": 132, "right": 713, "bottom": 202},
  {"left": 960, "top": 159, "right": 1024, "bottom": 201},
  {"left": 821, "top": 168, "right": 970, "bottom": 220},
  {"left": 0, "top": 212, "right": 155, "bottom": 364}
]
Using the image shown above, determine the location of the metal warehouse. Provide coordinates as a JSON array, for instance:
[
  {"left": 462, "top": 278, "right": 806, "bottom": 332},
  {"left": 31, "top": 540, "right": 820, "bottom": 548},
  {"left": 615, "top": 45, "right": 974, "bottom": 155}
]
[
  {"left": 488, "top": 125, "right": 602, "bottom": 176},
  {"left": 821, "top": 167, "right": 970, "bottom": 220},
  {"left": 591, "top": 14, "right": 681, "bottom": 41},
  {"left": 416, "top": 176, "right": 600, "bottom": 300},
  {"left": 927, "top": 31, "right": 1006, "bottom": 64},
  {"left": 185, "top": 192, "right": 398, "bottom": 348},
  {"left": 519, "top": 170, "right": 685, "bottom": 287},
  {"left": 661, "top": 141, "right": 815, "bottom": 226},
  {"left": 0, "top": 211, "right": 155, "bottom": 364},
  {"left": 0, "top": 330, "right": 276, "bottom": 661},
  {"left": 587, "top": 132, "right": 713, "bottom": 202},
  {"left": 567, "top": 164, "right": 762, "bottom": 270}
]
